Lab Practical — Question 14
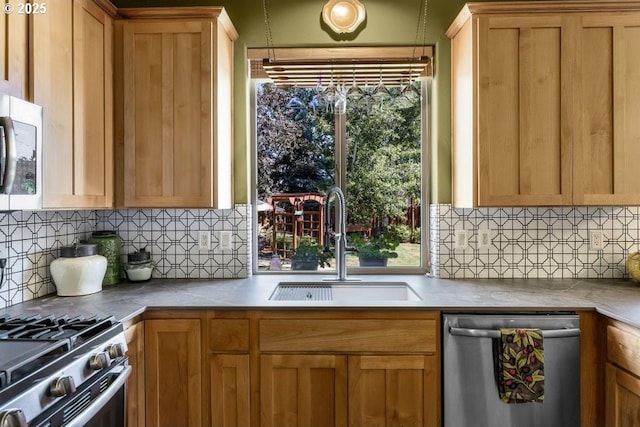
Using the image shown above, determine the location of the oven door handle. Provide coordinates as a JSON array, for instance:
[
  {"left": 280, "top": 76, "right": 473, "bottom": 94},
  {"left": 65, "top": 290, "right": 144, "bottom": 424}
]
[
  {"left": 65, "top": 364, "right": 132, "bottom": 427},
  {"left": 449, "top": 327, "right": 580, "bottom": 339}
]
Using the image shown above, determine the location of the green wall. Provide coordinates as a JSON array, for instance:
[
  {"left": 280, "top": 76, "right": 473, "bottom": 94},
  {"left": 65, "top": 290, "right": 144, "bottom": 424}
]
[{"left": 112, "top": 0, "right": 509, "bottom": 204}]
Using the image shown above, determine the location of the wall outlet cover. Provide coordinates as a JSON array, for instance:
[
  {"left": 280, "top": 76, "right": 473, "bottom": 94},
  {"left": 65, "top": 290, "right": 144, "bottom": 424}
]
[
  {"left": 219, "top": 231, "right": 233, "bottom": 250},
  {"left": 197, "top": 231, "right": 212, "bottom": 251},
  {"left": 590, "top": 230, "right": 604, "bottom": 251},
  {"left": 478, "top": 229, "right": 492, "bottom": 249},
  {"left": 454, "top": 230, "right": 469, "bottom": 251}
]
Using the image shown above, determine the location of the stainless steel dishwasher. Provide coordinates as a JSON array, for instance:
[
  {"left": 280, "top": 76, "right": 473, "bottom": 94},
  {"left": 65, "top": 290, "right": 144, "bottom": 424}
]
[{"left": 443, "top": 313, "right": 580, "bottom": 427}]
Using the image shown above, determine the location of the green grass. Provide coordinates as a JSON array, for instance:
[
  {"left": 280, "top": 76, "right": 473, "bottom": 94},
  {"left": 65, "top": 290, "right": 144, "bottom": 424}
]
[
  {"left": 258, "top": 242, "right": 422, "bottom": 270},
  {"left": 345, "top": 242, "right": 421, "bottom": 267}
]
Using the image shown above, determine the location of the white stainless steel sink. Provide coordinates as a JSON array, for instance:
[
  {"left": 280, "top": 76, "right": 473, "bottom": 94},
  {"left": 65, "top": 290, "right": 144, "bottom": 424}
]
[{"left": 269, "top": 281, "right": 422, "bottom": 301}]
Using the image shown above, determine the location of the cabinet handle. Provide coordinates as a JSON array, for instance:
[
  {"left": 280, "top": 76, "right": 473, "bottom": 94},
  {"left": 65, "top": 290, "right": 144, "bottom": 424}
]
[
  {"left": 449, "top": 327, "right": 580, "bottom": 339},
  {"left": 0, "top": 116, "right": 17, "bottom": 194}
]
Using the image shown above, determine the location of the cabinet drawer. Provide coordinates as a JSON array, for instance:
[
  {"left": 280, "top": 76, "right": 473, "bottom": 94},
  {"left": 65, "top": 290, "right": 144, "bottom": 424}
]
[
  {"left": 209, "top": 319, "right": 249, "bottom": 352},
  {"left": 607, "top": 324, "right": 640, "bottom": 375},
  {"left": 259, "top": 319, "right": 436, "bottom": 353}
]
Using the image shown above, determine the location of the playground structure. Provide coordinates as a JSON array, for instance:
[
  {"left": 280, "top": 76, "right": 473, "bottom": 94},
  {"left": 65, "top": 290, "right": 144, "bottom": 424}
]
[
  {"left": 257, "top": 192, "right": 421, "bottom": 263},
  {"left": 258, "top": 193, "right": 326, "bottom": 260}
]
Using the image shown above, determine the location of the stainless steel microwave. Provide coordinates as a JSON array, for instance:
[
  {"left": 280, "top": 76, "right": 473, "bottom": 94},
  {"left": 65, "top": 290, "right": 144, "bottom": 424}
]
[{"left": 0, "top": 94, "right": 42, "bottom": 210}]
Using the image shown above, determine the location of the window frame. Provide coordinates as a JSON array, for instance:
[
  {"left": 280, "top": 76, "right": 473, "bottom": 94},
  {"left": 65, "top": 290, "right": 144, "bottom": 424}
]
[{"left": 250, "top": 54, "right": 431, "bottom": 276}]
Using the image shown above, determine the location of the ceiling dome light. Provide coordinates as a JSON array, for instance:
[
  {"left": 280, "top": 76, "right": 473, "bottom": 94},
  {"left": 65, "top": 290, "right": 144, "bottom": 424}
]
[{"left": 322, "top": 0, "right": 366, "bottom": 34}]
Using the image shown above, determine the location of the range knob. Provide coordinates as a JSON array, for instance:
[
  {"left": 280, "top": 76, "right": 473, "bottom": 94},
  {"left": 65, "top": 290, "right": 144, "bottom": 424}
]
[
  {"left": 106, "top": 342, "right": 126, "bottom": 359},
  {"left": 0, "top": 409, "right": 27, "bottom": 427},
  {"left": 50, "top": 376, "right": 76, "bottom": 398},
  {"left": 89, "top": 351, "right": 112, "bottom": 370}
]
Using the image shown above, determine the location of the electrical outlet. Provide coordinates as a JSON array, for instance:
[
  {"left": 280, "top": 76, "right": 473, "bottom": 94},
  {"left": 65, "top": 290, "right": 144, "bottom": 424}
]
[
  {"left": 478, "top": 229, "right": 492, "bottom": 249},
  {"left": 590, "top": 230, "right": 604, "bottom": 251},
  {"left": 219, "top": 231, "right": 232, "bottom": 250},
  {"left": 455, "top": 230, "right": 469, "bottom": 251},
  {"left": 197, "top": 231, "right": 211, "bottom": 251}
]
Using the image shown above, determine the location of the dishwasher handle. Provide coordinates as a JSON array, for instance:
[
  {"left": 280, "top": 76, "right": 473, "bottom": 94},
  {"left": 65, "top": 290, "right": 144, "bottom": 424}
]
[{"left": 449, "top": 327, "right": 580, "bottom": 339}]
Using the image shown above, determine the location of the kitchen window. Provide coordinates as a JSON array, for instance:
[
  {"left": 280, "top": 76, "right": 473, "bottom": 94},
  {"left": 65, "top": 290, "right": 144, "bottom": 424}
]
[{"left": 249, "top": 47, "right": 431, "bottom": 274}]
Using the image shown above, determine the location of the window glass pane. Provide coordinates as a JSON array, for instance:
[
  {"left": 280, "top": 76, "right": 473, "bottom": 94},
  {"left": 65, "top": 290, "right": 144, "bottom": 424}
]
[
  {"left": 344, "top": 84, "right": 422, "bottom": 269},
  {"left": 255, "top": 82, "right": 422, "bottom": 271}
]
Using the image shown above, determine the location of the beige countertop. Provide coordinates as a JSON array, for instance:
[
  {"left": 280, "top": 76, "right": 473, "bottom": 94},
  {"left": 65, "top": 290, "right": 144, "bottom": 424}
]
[{"left": 1, "top": 275, "right": 639, "bottom": 327}]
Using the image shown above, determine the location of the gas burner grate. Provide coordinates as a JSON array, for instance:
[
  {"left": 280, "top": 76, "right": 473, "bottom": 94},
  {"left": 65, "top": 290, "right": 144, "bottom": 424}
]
[{"left": 0, "top": 315, "right": 116, "bottom": 347}]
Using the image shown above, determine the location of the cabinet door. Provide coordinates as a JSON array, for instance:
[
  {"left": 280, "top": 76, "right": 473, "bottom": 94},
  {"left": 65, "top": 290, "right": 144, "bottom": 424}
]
[
  {"left": 122, "top": 20, "right": 214, "bottom": 207},
  {"left": 0, "top": 9, "right": 27, "bottom": 99},
  {"left": 573, "top": 13, "right": 640, "bottom": 205},
  {"left": 125, "top": 322, "right": 145, "bottom": 427},
  {"left": 606, "top": 363, "right": 640, "bottom": 427},
  {"left": 70, "top": 0, "right": 114, "bottom": 207},
  {"left": 145, "top": 319, "right": 202, "bottom": 427},
  {"left": 210, "top": 354, "right": 250, "bottom": 427},
  {"left": 261, "top": 354, "right": 348, "bottom": 427},
  {"left": 476, "top": 15, "right": 573, "bottom": 206},
  {"left": 349, "top": 355, "right": 439, "bottom": 427},
  {"left": 33, "top": 0, "right": 114, "bottom": 208}
]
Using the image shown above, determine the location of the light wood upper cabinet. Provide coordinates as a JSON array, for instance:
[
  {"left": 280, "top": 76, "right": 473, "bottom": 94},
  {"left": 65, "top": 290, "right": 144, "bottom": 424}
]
[
  {"left": 32, "top": 0, "right": 115, "bottom": 209},
  {"left": 0, "top": 9, "right": 28, "bottom": 99},
  {"left": 573, "top": 13, "right": 640, "bottom": 205},
  {"left": 448, "top": 2, "right": 640, "bottom": 207},
  {"left": 116, "top": 7, "right": 237, "bottom": 208},
  {"left": 449, "top": 6, "right": 573, "bottom": 207}
]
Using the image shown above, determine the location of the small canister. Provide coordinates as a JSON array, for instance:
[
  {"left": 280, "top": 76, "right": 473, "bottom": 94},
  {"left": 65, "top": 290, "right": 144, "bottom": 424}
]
[
  {"left": 88, "top": 231, "right": 122, "bottom": 285},
  {"left": 124, "top": 248, "right": 154, "bottom": 282},
  {"left": 50, "top": 244, "right": 107, "bottom": 296}
]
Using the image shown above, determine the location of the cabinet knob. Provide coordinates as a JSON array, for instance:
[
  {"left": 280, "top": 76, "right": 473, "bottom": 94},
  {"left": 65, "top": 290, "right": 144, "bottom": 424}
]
[
  {"left": 50, "top": 375, "right": 76, "bottom": 398},
  {"left": 89, "top": 351, "right": 112, "bottom": 370}
]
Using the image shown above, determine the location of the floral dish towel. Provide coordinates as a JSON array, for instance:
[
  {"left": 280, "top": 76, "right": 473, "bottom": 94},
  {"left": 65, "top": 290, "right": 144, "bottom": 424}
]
[{"left": 497, "top": 328, "right": 545, "bottom": 403}]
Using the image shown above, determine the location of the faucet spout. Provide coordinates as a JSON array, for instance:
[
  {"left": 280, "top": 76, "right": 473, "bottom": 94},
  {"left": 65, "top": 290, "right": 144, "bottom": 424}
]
[{"left": 323, "top": 187, "right": 353, "bottom": 282}]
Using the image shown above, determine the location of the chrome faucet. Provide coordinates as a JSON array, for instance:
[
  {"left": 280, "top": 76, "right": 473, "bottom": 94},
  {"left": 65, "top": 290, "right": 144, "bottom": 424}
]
[{"left": 323, "top": 187, "right": 358, "bottom": 282}]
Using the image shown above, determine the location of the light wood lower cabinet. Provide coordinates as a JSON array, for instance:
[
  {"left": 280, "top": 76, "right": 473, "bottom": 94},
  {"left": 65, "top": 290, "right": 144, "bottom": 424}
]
[
  {"left": 606, "top": 320, "right": 640, "bottom": 426},
  {"left": 210, "top": 354, "right": 250, "bottom": 426},
  {"left": 260, "top": 354, "right": 348, "bottom": 427},
  {"left": 349, "top": 355, "right": 438, "bottom": 427},
  {"left": 125, "top": 320, "right": 145, "bottom": 427},
  {"left": 145, "top": 318, "right": 202, "bottom": 427},
  {"left": 260, "top": 354, "right": 438, "bottom": 427},
  {"left": 606, "top": 363, "right": 640, "bottom": 427},
  {"left": 134, "top": 310, "right": 440, "bottom": 427},
  {"left": 258, "top": 312, "right": 440, "bottom": 427}
]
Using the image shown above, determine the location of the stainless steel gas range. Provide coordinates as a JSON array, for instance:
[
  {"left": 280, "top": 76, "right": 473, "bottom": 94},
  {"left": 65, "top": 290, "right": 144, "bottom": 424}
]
[{"left": 0, "top": 315, "right": 130, "bottom": 427}]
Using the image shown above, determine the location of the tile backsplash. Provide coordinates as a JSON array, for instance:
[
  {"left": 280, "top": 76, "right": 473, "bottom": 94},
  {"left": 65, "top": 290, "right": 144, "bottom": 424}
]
[
  {"left": 96, "top": 205, "right": 252, "bottom": 280},
  {"left": 0, "top": 205, "right": 251, "bottom": 309},
  {"left": 3, "top": 202, "right": 639, "bottom": 309},
  {"left": 0, "top": 210, "right": 96, "bottom": 308},
  {"left": 431, "top": 204, "right": 639, "bottom": 279}
]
